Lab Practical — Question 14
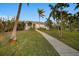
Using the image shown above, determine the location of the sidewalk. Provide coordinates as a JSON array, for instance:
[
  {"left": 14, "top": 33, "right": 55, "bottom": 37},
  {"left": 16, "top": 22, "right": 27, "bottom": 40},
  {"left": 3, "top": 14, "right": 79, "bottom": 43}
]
[{"left": 36, "top": 30, "right": 79, "bottom": 56}]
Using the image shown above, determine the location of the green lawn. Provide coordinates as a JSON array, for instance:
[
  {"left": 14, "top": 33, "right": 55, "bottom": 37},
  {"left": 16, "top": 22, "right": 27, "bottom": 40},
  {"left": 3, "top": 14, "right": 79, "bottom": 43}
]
[
  {"left": 0, "top": 30, "right": 59, "bottom": 56},
  {"left": 40, "top": 29, "right": 79, "bottom": 51}
]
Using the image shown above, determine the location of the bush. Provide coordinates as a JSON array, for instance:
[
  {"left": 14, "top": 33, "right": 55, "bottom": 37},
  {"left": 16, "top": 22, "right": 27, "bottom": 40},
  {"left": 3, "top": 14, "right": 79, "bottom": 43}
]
[
  {"left": 17, "top": 21, "right": 25, "bottom": 31},
  {"left": 38, "top": 27, "right": 47, "bottom": 30}
]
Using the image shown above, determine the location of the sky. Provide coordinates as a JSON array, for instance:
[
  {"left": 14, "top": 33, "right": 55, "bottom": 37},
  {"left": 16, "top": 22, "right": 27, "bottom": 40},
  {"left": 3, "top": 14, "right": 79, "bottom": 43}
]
[{"left": 0, "top": 3, "right": 79, "bottom": 22}]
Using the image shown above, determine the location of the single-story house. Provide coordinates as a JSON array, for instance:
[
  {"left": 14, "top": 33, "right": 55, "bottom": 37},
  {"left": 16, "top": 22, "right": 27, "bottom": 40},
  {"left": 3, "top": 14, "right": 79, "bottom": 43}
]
[{"left": 25, "top": 21, "right": 49, "bottom": 30}]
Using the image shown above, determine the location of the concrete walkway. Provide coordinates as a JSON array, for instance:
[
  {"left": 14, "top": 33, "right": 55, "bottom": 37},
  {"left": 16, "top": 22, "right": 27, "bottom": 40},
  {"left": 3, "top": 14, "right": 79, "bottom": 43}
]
[{"left": 36, "top": 30, "right": 79, "bottom": 56}]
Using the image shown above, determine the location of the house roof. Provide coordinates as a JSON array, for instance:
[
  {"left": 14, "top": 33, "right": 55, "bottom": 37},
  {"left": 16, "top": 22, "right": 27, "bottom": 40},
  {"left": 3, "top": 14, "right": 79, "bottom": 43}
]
[{"left": 25, "top": 21, "right": 45, "bottom": 24}]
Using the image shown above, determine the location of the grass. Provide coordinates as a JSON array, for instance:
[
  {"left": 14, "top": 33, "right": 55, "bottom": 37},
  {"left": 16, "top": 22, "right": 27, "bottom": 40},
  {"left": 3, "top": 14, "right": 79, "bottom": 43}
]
[
  {"left": 40, "top": 29, "right": 79, "bottom": 51},
  {"left": 0, "top": 30, "right": 59, "bottom": 56}
]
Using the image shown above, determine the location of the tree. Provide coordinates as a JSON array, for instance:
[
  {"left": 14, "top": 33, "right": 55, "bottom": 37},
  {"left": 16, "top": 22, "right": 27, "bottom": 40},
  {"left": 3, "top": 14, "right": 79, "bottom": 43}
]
[
  {"left": 27, "top": 21, "right": 33, "bottom": 30},
  {"left": 61, "top": 11, "right": 69, "bottom": 30},
  {"left": 74, "top": 3, "right": 79, "bottom": 31},
  {"left": 55, "top": 3, "right": 69, "bottom": 39},
  {"left": 74, "top": 12, "right": 79, "bottom": 31},
  {"left": 48, "top": 3, "right": 69, "bottom": 38},
  {"left": 27, "top": 21, "right": 32, "bottom": 26},
  {"left": 75, "top": 3, "right": 79, "bottom": 10},
  {"left": 48, "top": 4, "right": 61, "bottom": 37},
  {"left": 37, "top": 8, "right": 45, "bottom": 28},
  {"left": 45, "top": 19, "right": 53, "bottom": 30},
  {"left": 67, "top": 13, "right": 74, "bottom": 32},
  {"left": 10, "top": 3, "right": 22, "bottom": 44},
  {"left": 0, "top": 18, "right": 4, "bottom": 32},
  {"left": 17, "top": 21, "right": 25, "bottom": 31},
  {"left": 48, "top": 4, "right": 58, "bottom": 21}
]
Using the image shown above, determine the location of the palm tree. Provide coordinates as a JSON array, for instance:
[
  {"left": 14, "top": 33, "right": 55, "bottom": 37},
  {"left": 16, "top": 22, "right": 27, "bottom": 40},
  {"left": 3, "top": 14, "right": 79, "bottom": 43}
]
[
  {"left": 75, "top": 3, "right": 79, "bottom": 30},
  {"left": 55, "top": 3, "right": 69, "bottom": 39},
  {"left": 61, "top": 11, "right": 69, "bottom": 30},
  {"left": 10, "top": 3, "right": 29, "bottom": 44},
  {"left": 67, "top": 13, "right": 74, "bottom": 32},
  {"left": 48, "top": 3, "right": 69, "bottom": 38},
  {"left": 48, "top": 4, "right": 58, "bottom": 20},
  {"left": 74, "top": 12, "right": 79, "bottom": 30},
  {"left": 48, "top": 4, "right": 61, "bottom": 37},
  {"left": 75, "top": 3, "right": 79, "bottom": 9},
  {"left": 10, "top": 3, "right": 22, "bottom": 44},
  {"left": 37, "top": 8, "right": 45, "bottom": 28}
]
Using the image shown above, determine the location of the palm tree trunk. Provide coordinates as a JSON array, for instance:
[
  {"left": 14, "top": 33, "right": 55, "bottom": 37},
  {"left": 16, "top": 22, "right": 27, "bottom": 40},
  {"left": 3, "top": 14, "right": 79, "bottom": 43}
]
[
  {"left": 39, "top": 15, "right": 40, "bottom": 29},
  {"left": 60, "top": 8, "right": 63, "bottom": 39},
  {"left": 69, "top": 22, "right": 72, "bottom": 32},
  {"left": 10, "top": 3, "right": 22, "bottom": 44},
  {"left": 57, "top": 20, "right": 61, "bottom": 38}
]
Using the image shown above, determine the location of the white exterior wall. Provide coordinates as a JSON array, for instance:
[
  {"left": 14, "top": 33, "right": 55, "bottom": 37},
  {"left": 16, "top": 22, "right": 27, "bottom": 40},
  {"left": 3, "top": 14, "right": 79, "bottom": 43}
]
[
  {"left": 25, "top": 24, "right": 30, "bottom": 30},
  {"left": 25, "top": 22, "right": 48, "bottom": 30},
  {"left": 35, "top": 23, "right": 46, "bottom": 29}
]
